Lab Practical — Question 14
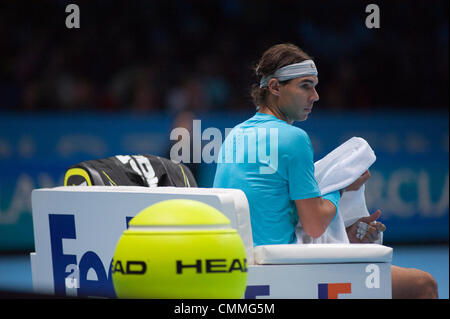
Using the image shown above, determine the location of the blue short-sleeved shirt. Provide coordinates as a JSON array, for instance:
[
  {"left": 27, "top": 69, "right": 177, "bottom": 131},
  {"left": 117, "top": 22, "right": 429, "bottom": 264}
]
[{"left": 214, "top": 112, "right": 335, "bottom": 246}]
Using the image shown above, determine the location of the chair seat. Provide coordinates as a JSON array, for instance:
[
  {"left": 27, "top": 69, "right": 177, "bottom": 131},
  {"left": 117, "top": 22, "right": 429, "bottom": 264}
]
[{"left": 253, "top": 243, "right": 393, "bottom": 265}]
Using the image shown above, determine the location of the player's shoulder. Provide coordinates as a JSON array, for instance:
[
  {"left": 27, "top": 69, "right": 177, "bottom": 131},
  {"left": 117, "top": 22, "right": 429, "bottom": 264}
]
[
  {"left": 279, "top": 124, "right": 311, "bottom": 146},
  {"left": 286, "top": 124, "right": 309, "bottom": 137}
]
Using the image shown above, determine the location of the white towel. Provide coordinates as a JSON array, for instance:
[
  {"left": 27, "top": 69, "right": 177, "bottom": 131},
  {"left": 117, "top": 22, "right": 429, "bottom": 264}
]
[{"left": 296, "top": 137, "right": 377, "bottom": 244}]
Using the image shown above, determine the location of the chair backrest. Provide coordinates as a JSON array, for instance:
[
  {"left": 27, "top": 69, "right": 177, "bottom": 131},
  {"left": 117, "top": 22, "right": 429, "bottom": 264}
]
[
  {"left": 64, "top": 154, "right": 197, "bottom": 188},
  {"left": 32, "top": 186, "right": 255, "bottom": 273}
]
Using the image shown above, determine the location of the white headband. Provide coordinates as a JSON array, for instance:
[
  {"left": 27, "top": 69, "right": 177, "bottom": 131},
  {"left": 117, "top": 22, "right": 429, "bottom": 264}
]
[{"left": 259, "top": 60, "right": 318, "bottom": 88}]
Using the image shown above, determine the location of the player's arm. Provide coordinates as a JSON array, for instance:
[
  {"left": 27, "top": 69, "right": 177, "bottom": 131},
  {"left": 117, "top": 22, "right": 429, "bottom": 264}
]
[
  {"left": 295, "top": 170, "right": 372, "bottom": 238},
  {"left": 295, "top": 197, "right": 337, "bottom": 238}
]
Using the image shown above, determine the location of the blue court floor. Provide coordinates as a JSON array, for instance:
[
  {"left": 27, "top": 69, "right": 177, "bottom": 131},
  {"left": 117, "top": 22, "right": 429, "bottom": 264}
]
[{"left": 0, "top": 244, "right": 448, "bottom": 299}]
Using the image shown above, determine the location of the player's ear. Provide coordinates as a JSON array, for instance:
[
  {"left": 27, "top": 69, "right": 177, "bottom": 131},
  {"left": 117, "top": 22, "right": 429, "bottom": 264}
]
[{"left": 268, "top": 78, "right": 280, "bottom": 96}]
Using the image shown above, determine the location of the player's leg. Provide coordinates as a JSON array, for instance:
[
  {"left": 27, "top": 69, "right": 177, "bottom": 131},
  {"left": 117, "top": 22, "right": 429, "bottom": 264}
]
[{"left": 391, "top": 265, "right": 438, "bottom": 299}]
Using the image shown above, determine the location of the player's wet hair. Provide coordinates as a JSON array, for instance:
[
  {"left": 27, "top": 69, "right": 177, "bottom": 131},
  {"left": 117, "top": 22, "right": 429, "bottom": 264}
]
[{"left": 250, "top": 43, "right": 313, "bottom": 109}]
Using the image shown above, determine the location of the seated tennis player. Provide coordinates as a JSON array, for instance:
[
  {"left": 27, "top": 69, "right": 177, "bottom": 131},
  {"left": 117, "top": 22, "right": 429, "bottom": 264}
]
[{"left": 213, "top": 43, "right": 438, "bottom": 298}]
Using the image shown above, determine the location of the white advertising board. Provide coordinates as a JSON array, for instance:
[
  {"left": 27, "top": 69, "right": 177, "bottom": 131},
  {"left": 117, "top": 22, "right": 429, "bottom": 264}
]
[{"left": 30, "top": 186, "right": 391, "bottom": 298}]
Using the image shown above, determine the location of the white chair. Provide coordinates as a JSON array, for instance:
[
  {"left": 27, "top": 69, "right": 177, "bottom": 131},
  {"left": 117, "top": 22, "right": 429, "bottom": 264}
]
[{"left": 30, "top": 186, "right": 392, "bottom": 298}]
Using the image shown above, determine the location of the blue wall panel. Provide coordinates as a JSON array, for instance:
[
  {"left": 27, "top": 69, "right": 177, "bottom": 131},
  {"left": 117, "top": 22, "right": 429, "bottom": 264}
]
[{"left": 0, "top": 111, "right": 448, "bottom": 249}]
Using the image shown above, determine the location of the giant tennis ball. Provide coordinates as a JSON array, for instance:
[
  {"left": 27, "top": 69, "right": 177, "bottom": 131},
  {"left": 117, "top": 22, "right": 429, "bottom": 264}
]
[{"left": 111, "top": 199, "right": 248, "bottom": 299}]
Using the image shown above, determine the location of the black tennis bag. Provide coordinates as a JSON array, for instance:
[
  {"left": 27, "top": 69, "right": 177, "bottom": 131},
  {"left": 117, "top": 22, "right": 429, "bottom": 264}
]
[{"left": 64, "top": 154, "right": 197, "bottom": 188}]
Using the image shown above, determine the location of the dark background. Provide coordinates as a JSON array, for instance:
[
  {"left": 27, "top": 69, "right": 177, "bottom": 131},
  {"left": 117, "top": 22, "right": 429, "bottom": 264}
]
[{"left": 0, "top": 0, "right": 448, "bottom": 114}]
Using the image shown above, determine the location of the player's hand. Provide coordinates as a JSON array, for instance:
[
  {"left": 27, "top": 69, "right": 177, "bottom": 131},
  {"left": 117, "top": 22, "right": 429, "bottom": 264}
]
[
  {"left": 346, "top": 209, "right": 386, "bottom": 243},
  {"left": 344, "top": 170, "right": 371, "bottom": 192}
]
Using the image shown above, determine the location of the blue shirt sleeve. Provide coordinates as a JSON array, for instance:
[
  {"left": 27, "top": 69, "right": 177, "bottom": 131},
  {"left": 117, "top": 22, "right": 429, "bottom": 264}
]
[
  {"left": 322, "top": 190, "right": 341, "bottom": 222},
  {"left": 284, "top": 128, "right": 321, "bottom": 200}
]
